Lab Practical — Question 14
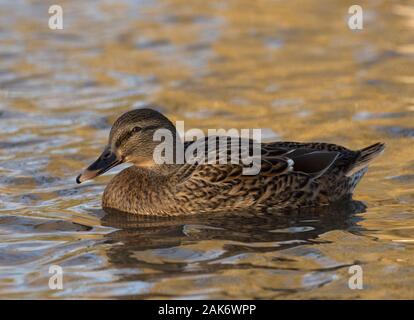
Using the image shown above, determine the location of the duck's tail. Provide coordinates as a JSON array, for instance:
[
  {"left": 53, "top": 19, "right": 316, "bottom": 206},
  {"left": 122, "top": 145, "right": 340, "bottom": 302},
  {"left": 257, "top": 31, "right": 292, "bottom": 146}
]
[{"left": 345, "top": 142, "right": 385, "bottom": 177}]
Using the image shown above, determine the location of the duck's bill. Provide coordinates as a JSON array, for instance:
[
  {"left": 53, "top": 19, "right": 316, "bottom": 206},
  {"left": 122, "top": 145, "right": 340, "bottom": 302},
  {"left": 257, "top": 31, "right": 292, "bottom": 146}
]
[{"left": 76, "top": 149, "right": 122, "bottom": 184}]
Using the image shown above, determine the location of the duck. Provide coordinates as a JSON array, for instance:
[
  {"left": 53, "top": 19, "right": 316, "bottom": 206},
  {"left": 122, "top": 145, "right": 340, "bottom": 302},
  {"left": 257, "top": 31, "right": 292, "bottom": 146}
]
[{"left": 76, "top": 107, "right": 385, "bottom": 216}]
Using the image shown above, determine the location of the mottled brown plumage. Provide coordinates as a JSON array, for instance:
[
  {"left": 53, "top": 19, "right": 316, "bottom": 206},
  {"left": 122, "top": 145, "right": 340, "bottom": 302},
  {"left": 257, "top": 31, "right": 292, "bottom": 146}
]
[{"left": 77, "top": 108, "right": 385, "bottom": 216}]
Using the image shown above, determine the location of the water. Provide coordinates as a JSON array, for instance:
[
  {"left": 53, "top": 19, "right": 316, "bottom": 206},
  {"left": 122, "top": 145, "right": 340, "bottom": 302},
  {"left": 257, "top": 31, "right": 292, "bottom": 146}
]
[{"left": 0, "top": 0, "right": 413, "bottom": 299}]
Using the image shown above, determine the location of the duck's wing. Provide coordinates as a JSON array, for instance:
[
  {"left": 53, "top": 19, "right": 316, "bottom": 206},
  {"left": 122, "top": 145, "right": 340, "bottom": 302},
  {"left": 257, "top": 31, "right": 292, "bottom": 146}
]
[
  {"left": 262, "top": 142, "right": 345, "bottom": 179},
  {"left": 266, "top": 141, "right": 353, "bottom": 153},
  {"left": 174, "top": 137, "right": 342, "bottom": 184},
  {"left": 175, "top": 136, "right": 293, "bottom": 184},
  {"left": 269, "top": 141, "right": 385, "bottom": 177}
]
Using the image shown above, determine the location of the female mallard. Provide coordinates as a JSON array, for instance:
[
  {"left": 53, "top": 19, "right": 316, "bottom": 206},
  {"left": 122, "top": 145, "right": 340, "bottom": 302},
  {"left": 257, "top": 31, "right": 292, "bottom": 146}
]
[{"left": 76, "top": 108, "right": 385, "bottom": 216}]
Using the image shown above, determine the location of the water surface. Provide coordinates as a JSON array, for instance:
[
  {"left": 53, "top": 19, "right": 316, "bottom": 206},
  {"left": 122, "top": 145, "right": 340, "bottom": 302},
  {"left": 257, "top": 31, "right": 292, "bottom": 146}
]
[{"left": 0, "top": 0, "right": 413, "bottom": 299}]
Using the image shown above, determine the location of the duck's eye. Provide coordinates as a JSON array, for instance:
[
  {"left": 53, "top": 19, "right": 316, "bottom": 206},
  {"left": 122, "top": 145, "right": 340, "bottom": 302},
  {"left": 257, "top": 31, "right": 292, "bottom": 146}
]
[{"left": 131, "top": 126, "right": 142, "bottom": 133}]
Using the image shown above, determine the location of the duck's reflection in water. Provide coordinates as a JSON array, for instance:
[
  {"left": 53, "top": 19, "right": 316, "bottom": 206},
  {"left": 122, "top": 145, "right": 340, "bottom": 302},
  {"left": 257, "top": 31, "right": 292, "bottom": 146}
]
[{"left": 99, "top": 201, "right": 366, "bottom": 271}]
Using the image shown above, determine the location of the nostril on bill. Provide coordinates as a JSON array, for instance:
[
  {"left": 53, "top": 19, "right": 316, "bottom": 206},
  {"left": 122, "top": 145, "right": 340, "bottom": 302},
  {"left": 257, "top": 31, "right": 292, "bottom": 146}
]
[{"left": 102, "top": 151, "right": 112, "bottom": 159}]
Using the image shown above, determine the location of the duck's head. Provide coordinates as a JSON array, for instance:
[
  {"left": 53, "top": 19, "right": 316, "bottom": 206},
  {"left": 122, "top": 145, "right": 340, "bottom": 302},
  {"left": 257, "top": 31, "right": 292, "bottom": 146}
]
[{"left": 76, "top": 108, "right": 177, "bottom": 184}]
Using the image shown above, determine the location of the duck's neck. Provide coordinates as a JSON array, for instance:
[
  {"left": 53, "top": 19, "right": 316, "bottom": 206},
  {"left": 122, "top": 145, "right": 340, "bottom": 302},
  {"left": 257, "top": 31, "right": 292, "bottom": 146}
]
[
  {"left": 150, "top": 135, "right": 186, "bottom": 176},
  {"left": 103, "top": 166, "right": 172, "bottom": 215},
  {"left": 152, "top": 163, "right": 183, "bottom": 176}
]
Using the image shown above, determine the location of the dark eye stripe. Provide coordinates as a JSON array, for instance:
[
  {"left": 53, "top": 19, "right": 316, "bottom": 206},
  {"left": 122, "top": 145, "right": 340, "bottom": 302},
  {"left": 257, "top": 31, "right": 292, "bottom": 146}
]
[{"left": 115, "top": 125, "right": 161, "bottom": 148}]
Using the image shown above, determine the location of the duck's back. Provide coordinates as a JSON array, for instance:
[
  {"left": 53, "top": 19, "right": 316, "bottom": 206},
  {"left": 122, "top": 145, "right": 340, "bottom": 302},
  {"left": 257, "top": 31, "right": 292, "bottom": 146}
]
[{"left": 173, "top": 139, "right": 385, "bottom": 213}]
